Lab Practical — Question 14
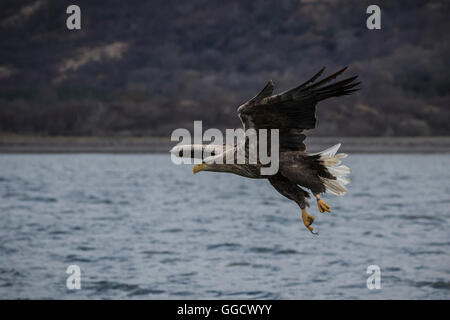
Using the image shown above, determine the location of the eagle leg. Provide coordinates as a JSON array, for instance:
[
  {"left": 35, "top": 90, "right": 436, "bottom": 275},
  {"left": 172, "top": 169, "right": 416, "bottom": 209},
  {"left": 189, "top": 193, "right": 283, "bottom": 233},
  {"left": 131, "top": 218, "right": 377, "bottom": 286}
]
[
  {"left": 268, "top": 174, "right": 318, "bottom": 234},
  {"left": 302, "top": 208, "right": 318, "bottom": 235},
  {"left": 315, "top": 194, "right": 331, "bottom": 213}
]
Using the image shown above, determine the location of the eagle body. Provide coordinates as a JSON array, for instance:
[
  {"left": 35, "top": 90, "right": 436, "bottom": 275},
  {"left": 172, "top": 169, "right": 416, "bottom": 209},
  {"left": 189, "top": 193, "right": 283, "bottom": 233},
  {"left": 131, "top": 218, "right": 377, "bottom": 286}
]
[{"left": 171, "top": 67, "right": 359, "bottom": 234}]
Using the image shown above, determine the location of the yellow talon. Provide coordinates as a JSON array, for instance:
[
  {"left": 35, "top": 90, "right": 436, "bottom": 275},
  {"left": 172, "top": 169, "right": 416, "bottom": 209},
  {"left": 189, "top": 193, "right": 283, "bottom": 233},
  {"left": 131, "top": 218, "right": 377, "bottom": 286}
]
[
  {"left": 301, "top": 209, "right": 318, "bottom": 235},
  {"left": 317, "top": 199, "right": 331, "bottom": 213}
]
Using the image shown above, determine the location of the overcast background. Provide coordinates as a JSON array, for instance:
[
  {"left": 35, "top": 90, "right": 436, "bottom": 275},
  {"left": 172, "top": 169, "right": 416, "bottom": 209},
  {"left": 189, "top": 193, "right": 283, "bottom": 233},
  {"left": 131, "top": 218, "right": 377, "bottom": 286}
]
[{"left": 0, "top": 0, "right": 449, "bottom": 137}]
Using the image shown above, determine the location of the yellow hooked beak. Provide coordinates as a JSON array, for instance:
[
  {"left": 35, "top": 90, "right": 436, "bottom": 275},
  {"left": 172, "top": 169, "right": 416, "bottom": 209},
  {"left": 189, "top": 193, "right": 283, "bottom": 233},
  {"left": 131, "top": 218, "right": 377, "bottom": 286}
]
[{"left": 193, "top": 163, "right": 207, "bottom": 174}]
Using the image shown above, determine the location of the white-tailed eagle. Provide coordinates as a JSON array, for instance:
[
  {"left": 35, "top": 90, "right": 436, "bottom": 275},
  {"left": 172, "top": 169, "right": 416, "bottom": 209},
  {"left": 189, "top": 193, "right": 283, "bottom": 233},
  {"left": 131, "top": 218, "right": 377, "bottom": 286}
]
[{"left": 171, "top": 67, "right": 360, "bottom": 234}]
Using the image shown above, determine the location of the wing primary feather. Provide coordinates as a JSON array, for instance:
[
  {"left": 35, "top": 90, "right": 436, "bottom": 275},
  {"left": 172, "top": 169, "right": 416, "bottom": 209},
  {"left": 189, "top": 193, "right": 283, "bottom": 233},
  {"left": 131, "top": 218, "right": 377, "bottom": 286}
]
[
  {"left": 248, "top": 80, "right": 274, "bottom": 104},
  {"left": 297, "top": 67, "right": 326, "bottom": 88},
  {"left": 278, "top": 67, "right": 326, "bottom": 97},
  {"left": 315, "top": 76, "right": 359, "bottom": 92},
  {"left": 315, "top": 82, "right": 360, "bottom": 100},
  {"left": 317, "top": 88, "right": 359, "bottom": 100},
  {"left": 306, "top": 66, "right": 349, "bottom": 90}
]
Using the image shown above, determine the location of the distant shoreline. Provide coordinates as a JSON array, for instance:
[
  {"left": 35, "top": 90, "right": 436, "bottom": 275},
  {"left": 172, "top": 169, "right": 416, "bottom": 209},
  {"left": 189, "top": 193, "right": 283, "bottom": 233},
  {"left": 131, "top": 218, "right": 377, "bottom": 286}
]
[{"left": 0, "top": 135, "right": 449, "bottom": 154}]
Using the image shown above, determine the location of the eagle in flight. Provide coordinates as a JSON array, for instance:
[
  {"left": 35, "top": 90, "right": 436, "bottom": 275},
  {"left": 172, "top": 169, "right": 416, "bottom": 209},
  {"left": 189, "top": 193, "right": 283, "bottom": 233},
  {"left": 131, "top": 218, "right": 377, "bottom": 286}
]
[{"left": 171, "top": 67, "right": 360, "bottom": 234}]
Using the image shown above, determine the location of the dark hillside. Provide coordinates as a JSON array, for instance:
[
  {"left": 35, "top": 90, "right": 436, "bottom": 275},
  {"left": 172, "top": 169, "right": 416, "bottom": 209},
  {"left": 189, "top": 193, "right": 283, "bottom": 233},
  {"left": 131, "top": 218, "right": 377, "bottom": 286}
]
[{"left": 0, "top": 0, "right": 449, "bottom": 136}]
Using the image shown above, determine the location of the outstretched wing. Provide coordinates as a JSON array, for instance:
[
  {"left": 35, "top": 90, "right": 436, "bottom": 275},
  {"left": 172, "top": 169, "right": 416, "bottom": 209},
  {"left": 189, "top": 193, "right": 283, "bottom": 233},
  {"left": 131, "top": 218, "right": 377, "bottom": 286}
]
[{"left": 237, "top": 67, "right": 360, "bottom": 151}]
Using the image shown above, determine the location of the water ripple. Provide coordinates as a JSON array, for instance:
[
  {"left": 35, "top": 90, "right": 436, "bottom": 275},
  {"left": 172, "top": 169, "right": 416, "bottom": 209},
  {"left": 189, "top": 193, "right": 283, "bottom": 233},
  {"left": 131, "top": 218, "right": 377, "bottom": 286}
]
[{"left": 0, "top": 154, "right": 449, "bottom": 299}]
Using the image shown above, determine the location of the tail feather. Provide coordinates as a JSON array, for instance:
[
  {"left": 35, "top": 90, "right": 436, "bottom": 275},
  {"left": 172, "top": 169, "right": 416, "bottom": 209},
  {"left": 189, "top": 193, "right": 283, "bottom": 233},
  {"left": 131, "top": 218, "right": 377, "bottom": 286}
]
[
  {"left": 320, "top": 178, "right": 347, "bottom": 195},
  {"left": 335, "top": 153, "right": 347, "bottom": 159},
  {"left": 327, "top": 165, "right": 351, "bottom": 176},
  {"left": 316, "top": 144, "right": 351, "bottom": 196},
  {"left": 336, "top": 176, "right": 350, "bottom": 186},
  {"left": 310, "top": 143, "right": 341, "bottom": 157},
  {"left": 321, "top": 157, "right": 341, "bottom": 167}
]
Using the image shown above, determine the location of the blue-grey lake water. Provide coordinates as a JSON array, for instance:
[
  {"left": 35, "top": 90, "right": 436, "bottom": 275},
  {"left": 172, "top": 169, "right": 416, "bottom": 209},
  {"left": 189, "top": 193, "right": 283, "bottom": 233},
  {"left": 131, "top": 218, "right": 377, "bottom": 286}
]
[{"left": 0, "top": 153, "right": 449, "bottom": 299}]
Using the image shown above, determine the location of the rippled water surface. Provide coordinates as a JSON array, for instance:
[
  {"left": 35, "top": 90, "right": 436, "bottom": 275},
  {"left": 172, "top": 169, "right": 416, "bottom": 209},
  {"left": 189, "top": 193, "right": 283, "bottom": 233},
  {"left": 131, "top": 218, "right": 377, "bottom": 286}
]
[{"left": 0, "top": 154, "right": 449, "bottom": 299}]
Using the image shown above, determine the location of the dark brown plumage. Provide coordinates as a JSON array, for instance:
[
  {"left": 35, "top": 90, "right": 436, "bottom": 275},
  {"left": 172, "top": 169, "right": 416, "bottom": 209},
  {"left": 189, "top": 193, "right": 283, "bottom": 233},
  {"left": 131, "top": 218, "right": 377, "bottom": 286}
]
[
  {"left": 171, "top": 67, "right": 360, "bottom": 234},
  {"left": 237, "top": 66, "right": 359, "bottom": 152}
]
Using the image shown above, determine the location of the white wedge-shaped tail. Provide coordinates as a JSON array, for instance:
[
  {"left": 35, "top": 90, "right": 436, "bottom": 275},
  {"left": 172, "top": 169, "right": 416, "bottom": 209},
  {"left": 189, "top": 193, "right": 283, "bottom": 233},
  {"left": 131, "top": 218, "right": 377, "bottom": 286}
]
[{"left": 313, "top": 143, "right": 351, "bottom": 196}]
